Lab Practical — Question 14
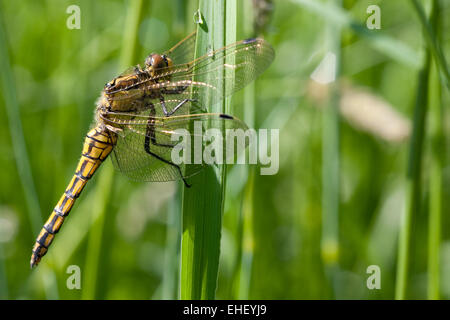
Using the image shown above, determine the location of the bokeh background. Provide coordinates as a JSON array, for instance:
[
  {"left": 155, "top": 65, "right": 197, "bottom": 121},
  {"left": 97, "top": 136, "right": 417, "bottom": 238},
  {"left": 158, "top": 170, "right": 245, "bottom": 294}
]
[{"left": 0, "top": 0, "right": 449, "bottom": 299}]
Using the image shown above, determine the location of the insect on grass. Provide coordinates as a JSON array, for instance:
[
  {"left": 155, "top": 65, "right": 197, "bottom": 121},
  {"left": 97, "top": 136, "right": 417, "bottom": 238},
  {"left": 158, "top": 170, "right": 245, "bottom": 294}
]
[{"left": 30, "top": 31, "right": 274, "bottom": 268}]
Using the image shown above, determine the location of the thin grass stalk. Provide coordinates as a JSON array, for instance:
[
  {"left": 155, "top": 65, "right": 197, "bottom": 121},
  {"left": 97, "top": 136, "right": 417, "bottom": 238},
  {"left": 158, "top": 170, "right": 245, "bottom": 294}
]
[
  {"left": 410, "top": 0, "right": 450, "bottom": 90},
  {"left": 230, "top": 80, "right": 256, "bottom": 300},
  {"left": 0, "top": 7, "right": 61, "bottom": 299},
  {"left": 82, "top": 0, "right": 144, "bottom": 299},
  {"left": 428, "top": 63, "right": 442, "bottom": 299},
  {"left": 395, "top": 48, "right": 432, "bottom": 301},
  {"left": 237, "top": 168, "right": 255, "bottom": 299},
  {"left": 233, "top": 0, "right": 255, "bottom": 300},
  {"left": 181, "top": 0, "right": 236, "bottom": 299},
  {"left": 0, "top": 6, "right": 43, "bottom": 250},
  {"left": 321, "top": 0, "right": 342, "bottom": 298},
  {"left": 427, "top": 0, "right": 443, "bottom": 300},
  {"left": 162, "top": 183, "right": 182, "bottom": 299}
]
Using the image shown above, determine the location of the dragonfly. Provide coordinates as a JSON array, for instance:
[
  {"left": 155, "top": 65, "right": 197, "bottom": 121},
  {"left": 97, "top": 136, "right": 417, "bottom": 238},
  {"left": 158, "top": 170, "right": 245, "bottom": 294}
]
[{"left": 30, "top": 31, "right": 274, "bottom": 267}]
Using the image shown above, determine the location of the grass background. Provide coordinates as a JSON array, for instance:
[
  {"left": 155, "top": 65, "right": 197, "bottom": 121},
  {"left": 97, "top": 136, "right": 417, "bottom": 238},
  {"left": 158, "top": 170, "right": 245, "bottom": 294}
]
[{"left": 0, "top": 0, "right": 449, "bottom": 299}]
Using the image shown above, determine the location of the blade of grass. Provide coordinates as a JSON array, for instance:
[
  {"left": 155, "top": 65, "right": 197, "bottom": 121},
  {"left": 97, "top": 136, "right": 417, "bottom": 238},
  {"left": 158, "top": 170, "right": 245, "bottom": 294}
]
[
  {"left": 0, "top": 6, "right": 59, "bottom": 300},
  {"left": 81, "top": 162, "right": 114, "bottom": 300},
  {"left": 162, "top": 183, "right": 182, "bottom": 299},
  {"left": 236, "top": 169, "right": 255, "bottom": 299},
  {"left": 428, "top": 62, "right": 442, "bottom": 300},
  {"left": 82, "top": 0, "right": 145, "bottom": 299},
  {"left": 0, "top": 5, "right": 42, "bottom": 248},
  {"left": 395, "top": 45, "right": 431, "bottom": 301},
  {"left": 230, "top": 0, "right": 255, "bottom": 300},
  {"left": 320, "top": 0, "right": 342, "bottom": 298},
  {"left": 410, "top": 0, "right": 450, "bottom": 90},
  {"left": 427, "top": 0, "right": 443, "bottom": 300},
  {"left": 180, "top": 0, "right": 236, "bottom": 300}
]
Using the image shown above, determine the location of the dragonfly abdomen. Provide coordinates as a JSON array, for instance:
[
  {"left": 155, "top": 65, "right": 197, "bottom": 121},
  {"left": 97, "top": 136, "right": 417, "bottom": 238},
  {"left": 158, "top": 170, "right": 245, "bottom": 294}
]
[{"left": 30, "top": 126, "right": 116, "bottom": 268}]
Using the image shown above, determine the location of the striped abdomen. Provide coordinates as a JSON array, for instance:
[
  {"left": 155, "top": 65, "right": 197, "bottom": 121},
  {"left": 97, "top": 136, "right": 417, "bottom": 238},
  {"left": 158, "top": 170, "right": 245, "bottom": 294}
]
[{"left": 30, "top": 126, "right": 116, "bottom": 268}]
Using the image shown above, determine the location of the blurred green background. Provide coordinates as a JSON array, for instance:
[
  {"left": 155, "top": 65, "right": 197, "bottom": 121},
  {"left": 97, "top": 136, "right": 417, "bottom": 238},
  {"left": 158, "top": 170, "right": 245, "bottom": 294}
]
[{"left": 0, "top": 0, "right": 449, "bottom": 299}]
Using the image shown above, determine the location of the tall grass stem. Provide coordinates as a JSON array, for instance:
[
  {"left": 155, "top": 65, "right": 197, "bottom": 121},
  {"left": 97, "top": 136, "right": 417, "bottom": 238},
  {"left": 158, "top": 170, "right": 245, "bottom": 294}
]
[{"left": 180, "top": 0, "right": 236, "bottom": 299}]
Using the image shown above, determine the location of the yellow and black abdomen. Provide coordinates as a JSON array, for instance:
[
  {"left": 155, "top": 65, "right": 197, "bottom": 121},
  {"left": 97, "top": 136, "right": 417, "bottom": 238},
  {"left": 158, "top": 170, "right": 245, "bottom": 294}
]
[{"left": 30, "top": 126, "right": 116, "bottom": 268}]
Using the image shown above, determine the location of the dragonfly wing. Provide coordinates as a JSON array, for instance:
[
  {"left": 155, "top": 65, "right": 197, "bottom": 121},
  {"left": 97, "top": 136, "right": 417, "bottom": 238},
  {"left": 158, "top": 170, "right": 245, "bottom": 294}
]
[
  {"left": 163, "top": 31, "right": 197, "bottom": 65},
  {"left": 149, "top": 38, "right": 274, "bottom": 108},
  {"left": 109, "top": 113, "right": 249, "bottom": 182},
  {"left": 106, "top": 37, "right": 274, "bottom": 114},
  {"left": 111, "top": 127, "right": 203, "bottom": 182}
]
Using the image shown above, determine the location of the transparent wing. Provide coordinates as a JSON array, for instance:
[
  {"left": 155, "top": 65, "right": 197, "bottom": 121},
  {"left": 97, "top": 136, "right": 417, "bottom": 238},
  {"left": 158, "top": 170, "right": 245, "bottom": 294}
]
[
  {"left": 149, "top": 38, "right": 275, "bottom": 108},
  {"left": 107, "top": 38, "right": 274, "bottom": 110},
  {"left": 108, "top": 113, "right": 249, "bottom": 182},
  {"left": 163, "top": 31, "right": 197, "bottom": 65},
  {"left": 104, "top": 96, "right": 207, "bottom": 117},
  {"left": 141, "top": 94, "right": 208, "bottom": 116}
]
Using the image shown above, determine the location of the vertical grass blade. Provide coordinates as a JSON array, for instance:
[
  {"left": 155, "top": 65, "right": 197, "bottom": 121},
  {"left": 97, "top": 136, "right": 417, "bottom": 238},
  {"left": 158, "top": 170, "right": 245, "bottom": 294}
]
[
  {"left": 320, "top": 0, "right": 342, "bottom": 298},
  {"left": 162, "top": 184, "right": 182, "bottom": 300},
  {"left": 410, "top": 0, "right": 450, "bottom": 90},
  {"left": 395, "top": 48, "right": 431, "bottom": 301},
  {"left": 0, "top": 6, "right": 42, "bottom": 243},
  {"left": 236, "top": 169, "right": 255, "bottom": 299},
  {"left": 82, "top": 0, "right": 145, "bottom": 299},
  {"left": 181, "top": 0, "right": 236, "bottom": 300},
  {"left": 0, "top": 6, "right": 60, "bottom": 300},
  {"left": 231, "top": 0, "right": 256, "bottom": 300},
  {"left": 427, "top": 0, "right": 443, "bottom": 300},
  {"left": 428, "top": 61, "right": 442, "bottom": 299}
]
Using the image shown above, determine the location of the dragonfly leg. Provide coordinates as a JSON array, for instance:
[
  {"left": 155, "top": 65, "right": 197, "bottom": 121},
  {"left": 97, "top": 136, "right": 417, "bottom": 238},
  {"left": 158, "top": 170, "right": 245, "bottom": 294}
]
[
  {"left": 148, "top": 102, "right": 175, "bottom": 148},
  {"left": 144, "top": 103, "right": 191, "bottom": 187},
  {"left": 144, "top": 133, "right": 190, "bottom": 188},
  {"left": 159, "top": 96, "right": 196, "bottom": 116}
]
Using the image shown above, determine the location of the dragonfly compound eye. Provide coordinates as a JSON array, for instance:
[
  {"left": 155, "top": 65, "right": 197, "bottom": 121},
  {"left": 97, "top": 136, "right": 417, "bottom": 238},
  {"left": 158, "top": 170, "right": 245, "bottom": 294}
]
[
  {"left": 145, "top": 53, "right": 170, "bottom": 71},
  {"left": 162, "top": 55, "right": 173, "bottom": 67},
  {"left": 145, "top": 54, "right": 154, "bottom": 69}
]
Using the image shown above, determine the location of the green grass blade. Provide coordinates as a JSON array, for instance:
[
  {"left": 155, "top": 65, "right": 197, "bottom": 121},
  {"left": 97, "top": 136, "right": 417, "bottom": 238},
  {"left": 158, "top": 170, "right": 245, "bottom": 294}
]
[
  {"left": 395, "top": 49, "right": 431, "bottom": 301},
  {"left": 81, "top": 162, "right": 114, "bottom": 300},
  {"left": 180, "top": 0, "right": 236, "bottom": 300},
  {"left": 410, "top": 0, "right": 450, "bottom": 90},
  {"left": 428, "top": 62, "right": 442, "bottom": 299},
  {"left": 162, "top": 184, "right": 182, "bottom": 300},
  {"left": 319, "top": 0, "right": 342, "bottom": 298},
  {"left": 427, "top": 0, "right": 443, "bottom": 300},
  {"left": 0, "top": 6, "right": 60, "bottom": 300},
  {"left": 0, "top": 6, "right": 42, "bottom": 243},
  {"left": 236, "top": 168, "right": 255, "bottom": 299},
  {"left": 230, "top": 0, "right": 256, "bottom": 299}
]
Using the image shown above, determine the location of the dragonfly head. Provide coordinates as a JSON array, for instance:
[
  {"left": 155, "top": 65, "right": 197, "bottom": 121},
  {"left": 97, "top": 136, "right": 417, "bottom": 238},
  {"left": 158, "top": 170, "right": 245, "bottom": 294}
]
[{"left": 145, "top": 53, "right": 173, "bottom": 76}]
